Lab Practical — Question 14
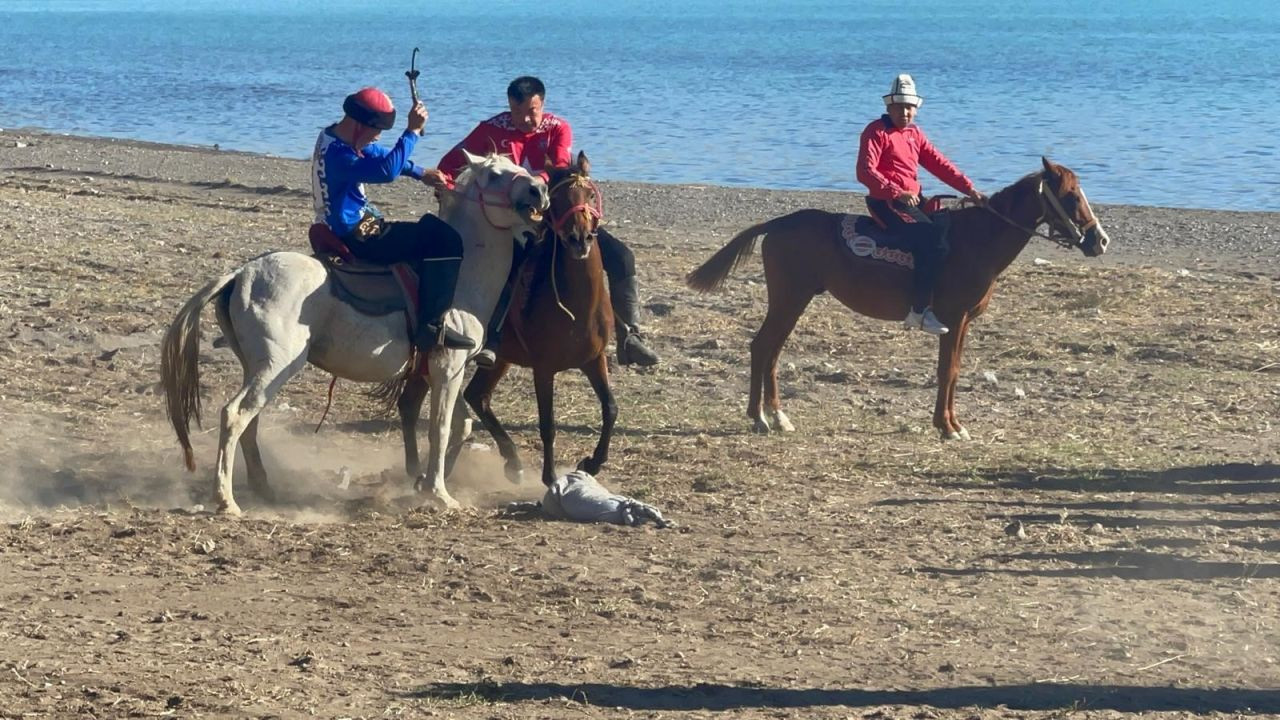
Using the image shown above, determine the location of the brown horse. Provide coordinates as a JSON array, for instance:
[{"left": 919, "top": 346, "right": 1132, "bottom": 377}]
[
  {"left": 687, "top": 157, "right": 1111, "bottom": 440},
  {"left": 462, "top": 151, "right": 616, "bottom": 485}
]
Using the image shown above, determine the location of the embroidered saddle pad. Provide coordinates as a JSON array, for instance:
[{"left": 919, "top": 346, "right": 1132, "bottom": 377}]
[{"left": 838, "top": 214, "right": 916, "bottom": 270}]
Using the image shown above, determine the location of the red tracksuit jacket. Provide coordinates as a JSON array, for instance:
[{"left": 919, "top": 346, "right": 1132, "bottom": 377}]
[
  {"left": 856, "top": 115, "right": 975, "bottom": 201},
  {"left": 437, "top": 111, "right": 572, "bottom": 184}
]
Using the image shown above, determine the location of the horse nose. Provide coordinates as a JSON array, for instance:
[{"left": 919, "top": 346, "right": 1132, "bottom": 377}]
[{"left": 1095, "top": 226, "right": 1111, "bottom": 254}]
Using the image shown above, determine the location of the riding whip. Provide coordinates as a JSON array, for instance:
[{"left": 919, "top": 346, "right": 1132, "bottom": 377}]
[{"left": 405, "top": 47, "right": 421, "bottom": 106}]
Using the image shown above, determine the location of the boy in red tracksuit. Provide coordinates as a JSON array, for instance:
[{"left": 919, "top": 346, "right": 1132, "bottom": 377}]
[
  {"left": 856, "top": 74, "right": 986, "bottom": 336},
  {"left": 424, "top": 76, "right": 661, "bottom": 368}
]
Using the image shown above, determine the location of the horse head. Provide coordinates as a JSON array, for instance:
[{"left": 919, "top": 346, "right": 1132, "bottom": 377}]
[
  {"left": 1038, "top": 157, "right": 1110, "bottom": 257},
  {"left": 450, "top": 149, "right": 550, "bottom": 230},
  {"left": 545, "top": 151, "right": 603, "bottom": 260}
]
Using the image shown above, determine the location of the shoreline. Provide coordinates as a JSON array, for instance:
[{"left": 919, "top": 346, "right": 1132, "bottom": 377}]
[
  {"left": 7, "top": 127, "right": 1278, "bottom": 216},
  {"left": 3, "top": 128, "right": 1277, "bottom": 275}
]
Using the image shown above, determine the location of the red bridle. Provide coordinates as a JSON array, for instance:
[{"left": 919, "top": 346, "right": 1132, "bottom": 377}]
[
  {"left": 456, "top": 166, "right": 537, "bottom": 230},
  {"left": 548, "top": 174, "right": 603, "bottom": 237}
]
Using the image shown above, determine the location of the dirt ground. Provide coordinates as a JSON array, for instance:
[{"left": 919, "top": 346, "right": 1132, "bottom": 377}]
[{"left": 1, "top": 132, "right": 1278, "bottom": 719}]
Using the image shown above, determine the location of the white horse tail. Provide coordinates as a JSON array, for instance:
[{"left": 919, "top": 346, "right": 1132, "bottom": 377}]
[{"left": 160, "top": 269, "right": 238, "bottom": 471}]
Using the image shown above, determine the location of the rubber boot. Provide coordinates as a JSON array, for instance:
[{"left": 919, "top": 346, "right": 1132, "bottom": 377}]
[{"left": 610, "top": 274, "right": 660, "bottom": 367}]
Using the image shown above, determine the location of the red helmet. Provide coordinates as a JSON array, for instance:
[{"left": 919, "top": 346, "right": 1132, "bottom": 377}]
[{"left": 343, "top": 87, "right": 396, "bottom": 130}]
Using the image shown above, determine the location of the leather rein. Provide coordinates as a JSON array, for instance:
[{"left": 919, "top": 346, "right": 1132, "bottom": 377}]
[{"left": 979, "top": 175, "right": 1098, "bottom": 250}]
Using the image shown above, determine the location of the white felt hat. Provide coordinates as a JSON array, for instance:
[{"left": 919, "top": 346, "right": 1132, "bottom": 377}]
[{"left": 883, "top": 73, "right": 923, "bottom": 107}]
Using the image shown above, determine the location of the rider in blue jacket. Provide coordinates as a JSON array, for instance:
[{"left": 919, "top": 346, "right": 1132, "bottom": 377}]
[{"left": 311, "top": 87, "right": 473, "bottom": 351}]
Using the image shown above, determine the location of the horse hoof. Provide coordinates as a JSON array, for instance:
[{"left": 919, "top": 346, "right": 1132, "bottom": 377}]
[
  {"left": 217, "top": 501, "right": 243, "bottom": 517},
  {"left": 505, "top": 466, "right": 524, "bottom": 485},
  {"left": 576, "top": 457, "right": 602, "bottom": 475},
  {"left": 772, "top": 411, "right": 796, "bottom": 433},
  {"left": 956, "top": 427, "right": 972, "bottom": 441},
  {"left": 752, "top": 418, "right": 771, "bottom": 435}
]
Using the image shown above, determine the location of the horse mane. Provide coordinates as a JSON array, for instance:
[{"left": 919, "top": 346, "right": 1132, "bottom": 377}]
[{"left": 987, "top": 170, "right": 1043, "bottom": 208}]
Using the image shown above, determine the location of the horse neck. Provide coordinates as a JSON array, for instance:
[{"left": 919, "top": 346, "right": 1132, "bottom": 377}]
[
  {"left": 440, "top": 205, "right": 515, "bottom": 319},
  {"left": 957, "top": 178, "right": 1043, "bottom": 277}
]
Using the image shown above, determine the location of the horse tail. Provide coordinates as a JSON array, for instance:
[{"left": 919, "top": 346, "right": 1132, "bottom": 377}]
[
  {"left": 160, "top": 270, "right": 238, "bottom": 471},
  {"left": 686, "top": 217, "right": 782, "bottom": 292}
]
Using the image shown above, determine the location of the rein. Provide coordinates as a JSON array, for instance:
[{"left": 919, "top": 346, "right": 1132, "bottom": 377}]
[
  {"left": 979, "top": 178, "right": 1097, "bottom": 250},
  {"left": 544, "top": 172, "right": 605, "bottom": 322}
]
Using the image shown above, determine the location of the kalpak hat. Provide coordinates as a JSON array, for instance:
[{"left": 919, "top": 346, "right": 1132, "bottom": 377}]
[{"left": 883, "top": 74, "right": 923, "bottom": 108}]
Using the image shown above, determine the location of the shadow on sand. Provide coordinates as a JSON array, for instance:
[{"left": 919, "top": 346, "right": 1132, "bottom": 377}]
[{"left": 402, "top": 681, "right": 1278, "bottom": 714}]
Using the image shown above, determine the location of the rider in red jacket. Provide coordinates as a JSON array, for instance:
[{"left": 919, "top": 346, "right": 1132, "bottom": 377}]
[
  {"left": 857, "top": 74, "right": 985, "bottom": 336},
  {"left": 424, "top": 77, "right": 661, "bottom": 368}
]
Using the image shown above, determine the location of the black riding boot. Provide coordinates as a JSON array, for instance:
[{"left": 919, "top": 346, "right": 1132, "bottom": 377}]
[
  {"left": 413, "top": 257, "right": 474, "bottom": 352},
  {"left": 609, "top": 274, "right": 660, "bottom": 367}
]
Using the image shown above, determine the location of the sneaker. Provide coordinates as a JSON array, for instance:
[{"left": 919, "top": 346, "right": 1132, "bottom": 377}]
[
  {"left": 473, "top": 348, "right": 497, "bottom": 368},
  {"left": 918, "top": 308, "right": 949, "bottom": 336}
]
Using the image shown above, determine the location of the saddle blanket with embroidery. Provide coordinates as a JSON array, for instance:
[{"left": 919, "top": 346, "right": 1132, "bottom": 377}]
[{"left": 838, "top": 214, "right": 915, "bottom": 270}]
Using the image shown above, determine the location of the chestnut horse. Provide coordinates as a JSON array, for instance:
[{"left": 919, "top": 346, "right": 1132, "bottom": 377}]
[
  {"left": 687, "top": 158, "right": 1111, "bottom": 439},
  {"left": 461, "top": 152, "right": 616, "bottom": 486}
]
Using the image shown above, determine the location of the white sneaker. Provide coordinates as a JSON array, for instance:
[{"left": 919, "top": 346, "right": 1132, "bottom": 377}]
[
  {"left": 919, "top": 308, "right": 949, "bottom": 335},
  {"left": 904, "top": 308, "right": 949, "bottom": 335}
]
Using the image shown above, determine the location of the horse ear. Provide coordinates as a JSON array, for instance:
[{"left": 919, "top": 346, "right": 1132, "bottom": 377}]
[
  {"left": 577, "top": 151, "right": 590, "bottom": 176},
  {"left": 462, "top": 148, "right": 484, "bottom": 166},
  {"left": 1041, "top": 156, "right": 1057, "bottom": 177}
]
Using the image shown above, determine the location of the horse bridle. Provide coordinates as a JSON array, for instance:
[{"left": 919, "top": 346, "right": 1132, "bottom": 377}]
[
  {"left": 547, "top": 173, "right": 603, "bottom": 238},
  {"left": 983, "top": 174, "right": 1097, "bottom": 250},
  {"left": 452, "top": 166, "right": 539, "bottom": 231}
]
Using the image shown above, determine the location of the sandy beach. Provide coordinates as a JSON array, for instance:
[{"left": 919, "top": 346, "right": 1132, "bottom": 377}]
[{"left": 1, "top": 129, "right": 1278, "bottom": 719}]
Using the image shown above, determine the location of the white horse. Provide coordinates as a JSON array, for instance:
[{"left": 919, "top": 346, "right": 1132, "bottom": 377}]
[{"left": 160, "top": 151, "right": 548, "bottom": 514}]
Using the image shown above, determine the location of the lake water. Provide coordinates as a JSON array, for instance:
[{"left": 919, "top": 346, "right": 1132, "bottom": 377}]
[{"left": 3, "top": 0, "right": 1278, "bottom": 210}]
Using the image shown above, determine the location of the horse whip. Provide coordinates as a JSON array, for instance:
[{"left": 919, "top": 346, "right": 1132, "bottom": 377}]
[{"left": 405, "top": 47, "right": 421, "bottom": 106}]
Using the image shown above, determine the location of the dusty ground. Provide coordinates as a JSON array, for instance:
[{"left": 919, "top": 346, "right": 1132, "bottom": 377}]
[{"left": 0, "top": 130, "right": 1277, "bottom": 719}]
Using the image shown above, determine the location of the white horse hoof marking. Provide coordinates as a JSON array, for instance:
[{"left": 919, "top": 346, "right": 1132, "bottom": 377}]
[
  {"left": 957, "top": 427, "right": 972, "bottom": 441},
  {"left": 772, "top": 410, "right": 795, "bottom": 433}
]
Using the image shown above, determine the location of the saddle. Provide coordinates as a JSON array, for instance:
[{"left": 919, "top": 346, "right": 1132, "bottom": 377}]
[
  {"left": 308, "top": 223, "right": 421, "bottom": 324},
  {"left": 839, "top": 195, "right": 957, "bottom": 271}
]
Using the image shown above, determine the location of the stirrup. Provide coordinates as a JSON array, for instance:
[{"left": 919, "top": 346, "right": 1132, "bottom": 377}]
[{"left": 473, "top": 348, "right": 497, "bottom": 368}]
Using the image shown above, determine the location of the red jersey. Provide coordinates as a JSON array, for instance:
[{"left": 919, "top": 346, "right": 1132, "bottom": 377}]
[
  {"left": 436, "top": 111, "right": 572, "bottom": 184},
  {"left": 856, "top": 115, "right": 975, "bottom": 201}
]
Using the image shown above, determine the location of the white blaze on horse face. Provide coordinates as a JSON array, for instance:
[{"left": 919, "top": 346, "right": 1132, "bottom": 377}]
[{"left": 1077, "top": 187, "right": 1110, "bottom": 254}]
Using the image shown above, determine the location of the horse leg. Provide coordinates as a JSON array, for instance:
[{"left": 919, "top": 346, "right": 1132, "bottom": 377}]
[
  {"left": 239, "top": 416, "right": 276, "bottom": 504},
  {"left": 749, "top": 290, "right": 813, "bottom": 434},
  {"left": 396, "top": 374, "right": 428, "bottom": 477},
  {"left": 214, "top": 354, "right": 306, "bottom": 515},
  {"left": 576, "top": 353, "right": 617, "bottom": 476},
  {"left": 418, "top": 350, "right": 466, "bottom": 509},
  {"left": 533, "top": 368, "right": 559, "bottom": 486},
  {"left": 933, "top": 316, "right": 971, "bottom": 440},
  {"left": 443, "top": 392, "right": 471, "bottom": 480},
  {"left": 462, "top": 360, "right": 525, "bottom": 483}
]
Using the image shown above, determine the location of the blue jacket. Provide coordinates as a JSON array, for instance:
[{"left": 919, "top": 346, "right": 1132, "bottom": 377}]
[{"left": 311, "top": 126, "right": 425, "bottom": 236}]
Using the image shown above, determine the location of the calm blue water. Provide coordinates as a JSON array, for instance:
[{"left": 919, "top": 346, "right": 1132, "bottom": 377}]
[{"left": 3, "top": 0, "right": 1278, "bottom": 211}]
